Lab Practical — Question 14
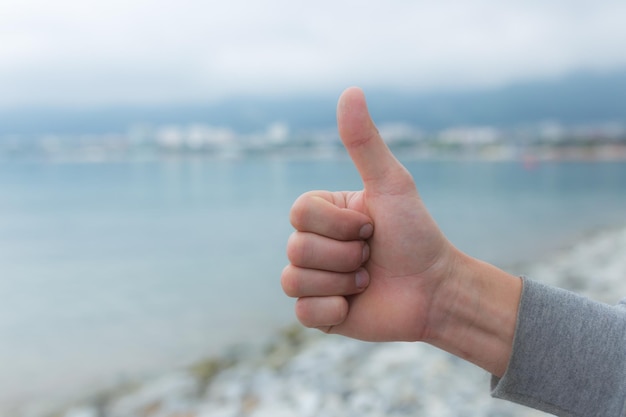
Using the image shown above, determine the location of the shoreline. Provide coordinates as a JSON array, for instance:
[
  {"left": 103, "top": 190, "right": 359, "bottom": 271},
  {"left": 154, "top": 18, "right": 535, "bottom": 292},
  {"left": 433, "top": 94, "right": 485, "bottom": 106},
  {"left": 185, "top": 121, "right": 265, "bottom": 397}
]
[
  {"left": 10, "top": 222, "right": 626, "bottom": 417},
  {"left": 3, "top": 143, "right": 626, "bottom": 164}
]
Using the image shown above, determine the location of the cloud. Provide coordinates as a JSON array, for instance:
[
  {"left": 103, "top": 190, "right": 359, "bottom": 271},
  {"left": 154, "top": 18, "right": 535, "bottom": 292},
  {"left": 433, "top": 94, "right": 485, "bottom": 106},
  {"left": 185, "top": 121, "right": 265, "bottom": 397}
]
[{"left": 1, "top": 0, "right": 626, "bottom": 108}]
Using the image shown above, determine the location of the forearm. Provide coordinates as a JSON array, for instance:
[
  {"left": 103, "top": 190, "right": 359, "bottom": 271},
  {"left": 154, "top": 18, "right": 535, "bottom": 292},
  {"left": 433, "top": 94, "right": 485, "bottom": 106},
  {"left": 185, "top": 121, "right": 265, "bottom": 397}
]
[
  {"left": 492, "top": 278, "right": 626, "bottom": 416},
  {"left": 424, "top": 249, "right": 522, "bottom": 377},
  {"left": 424, "top": 252, "right": 626, "bottom": 416}
]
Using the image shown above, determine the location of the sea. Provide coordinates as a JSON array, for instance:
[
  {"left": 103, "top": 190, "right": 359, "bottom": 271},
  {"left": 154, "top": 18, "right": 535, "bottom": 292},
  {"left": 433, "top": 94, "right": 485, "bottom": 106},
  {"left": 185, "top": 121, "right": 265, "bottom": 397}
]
[{"left": 1, "top": 155, "right": 626, "bottom": 412}]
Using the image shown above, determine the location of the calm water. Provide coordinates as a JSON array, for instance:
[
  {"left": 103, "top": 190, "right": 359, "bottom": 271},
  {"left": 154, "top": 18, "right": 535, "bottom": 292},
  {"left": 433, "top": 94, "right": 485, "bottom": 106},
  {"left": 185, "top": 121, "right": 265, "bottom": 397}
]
[{"left": 1, "top": 157, "right": 626, "bottom": 408}]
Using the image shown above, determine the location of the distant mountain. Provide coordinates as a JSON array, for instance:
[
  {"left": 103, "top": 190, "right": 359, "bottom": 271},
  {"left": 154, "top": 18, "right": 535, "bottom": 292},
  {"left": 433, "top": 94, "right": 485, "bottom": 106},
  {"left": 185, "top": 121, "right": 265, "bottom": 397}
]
[
  {"left": 366, "top": 71, "right": 626, "bottom": 130},
  {"left": 1, "top": 70, "right": 625, "bottom": 136}
]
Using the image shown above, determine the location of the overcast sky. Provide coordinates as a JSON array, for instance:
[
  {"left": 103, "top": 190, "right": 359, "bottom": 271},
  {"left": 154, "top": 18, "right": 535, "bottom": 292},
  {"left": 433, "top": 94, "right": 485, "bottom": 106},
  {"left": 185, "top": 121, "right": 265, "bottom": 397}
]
[{"left": 2, "top": 0, "right": 626, "bottom": 109}]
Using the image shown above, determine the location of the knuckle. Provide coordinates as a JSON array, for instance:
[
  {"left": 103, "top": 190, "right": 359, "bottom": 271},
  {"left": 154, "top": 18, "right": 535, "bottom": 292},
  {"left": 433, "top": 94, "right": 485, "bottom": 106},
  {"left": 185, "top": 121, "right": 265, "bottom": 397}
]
[
  {"left": 295, "top": 298, "right": 315, "bottom": 328},
  {"left": 280, "top": 265, "right": 299, "bottom": 297},
  {"left": 289, "top": 192, "right": 314, "bottom": 230},
  {"left": 286, "top": 232, "right": 306, "bottom": 265}
]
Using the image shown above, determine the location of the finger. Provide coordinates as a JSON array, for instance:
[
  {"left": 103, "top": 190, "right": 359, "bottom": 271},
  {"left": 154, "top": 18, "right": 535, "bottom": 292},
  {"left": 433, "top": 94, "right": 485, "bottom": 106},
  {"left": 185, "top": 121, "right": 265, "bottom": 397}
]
[
  {"left": 295, "top": 296, "right": 349, "bottom": 329},
  {"left": 290, "top": 191, "right": 373, "bottom": 240},
  {"left": 287, "top": 231, "right": 369, "bottom": 272},
  {"left": 281, "top": 265, "right": 369, "bottom": 298},
  {"left": 337, "top": 87, "right": 414, "bottom": 194}
]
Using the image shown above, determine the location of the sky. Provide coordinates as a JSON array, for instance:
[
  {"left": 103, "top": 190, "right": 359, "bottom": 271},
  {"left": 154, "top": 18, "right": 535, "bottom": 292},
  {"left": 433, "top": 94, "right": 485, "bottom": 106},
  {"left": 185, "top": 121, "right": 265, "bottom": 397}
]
[{"left": 2, "top": 0, "right": 626, "bottom": 109}]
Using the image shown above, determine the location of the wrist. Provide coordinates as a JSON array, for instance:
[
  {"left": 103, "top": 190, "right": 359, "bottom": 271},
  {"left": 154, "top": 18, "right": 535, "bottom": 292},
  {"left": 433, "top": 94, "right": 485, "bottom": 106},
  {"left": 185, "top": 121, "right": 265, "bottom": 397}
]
[{"left": 424, "top": 250, "right": 522, "bottom": 377}]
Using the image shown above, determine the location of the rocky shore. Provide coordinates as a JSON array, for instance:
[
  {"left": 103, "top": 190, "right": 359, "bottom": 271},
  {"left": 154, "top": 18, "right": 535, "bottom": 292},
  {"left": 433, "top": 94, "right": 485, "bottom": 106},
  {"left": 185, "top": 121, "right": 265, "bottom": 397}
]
[
  {"left": 51, "top": 330, "right": 545, "bottom": 417},
  {"left": 11, "top": 225, "right": 626, "bottom": 417}
]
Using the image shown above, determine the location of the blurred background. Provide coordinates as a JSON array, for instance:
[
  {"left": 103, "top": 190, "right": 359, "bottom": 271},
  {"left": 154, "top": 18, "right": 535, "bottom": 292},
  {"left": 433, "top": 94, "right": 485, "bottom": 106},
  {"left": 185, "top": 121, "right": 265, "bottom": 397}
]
[{"left": 1, "top": 1, "right": 626, "bottom": 416}]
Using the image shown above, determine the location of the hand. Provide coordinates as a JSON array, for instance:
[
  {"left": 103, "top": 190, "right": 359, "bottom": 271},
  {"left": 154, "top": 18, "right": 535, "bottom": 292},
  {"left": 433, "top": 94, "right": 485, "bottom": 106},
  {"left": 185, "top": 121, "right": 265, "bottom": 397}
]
[
  {"left": 281, "top": 87, "right": 521, "bottom": 376},
  {"left": 281, "top": 87, "right": 459, "bottom": 342}
]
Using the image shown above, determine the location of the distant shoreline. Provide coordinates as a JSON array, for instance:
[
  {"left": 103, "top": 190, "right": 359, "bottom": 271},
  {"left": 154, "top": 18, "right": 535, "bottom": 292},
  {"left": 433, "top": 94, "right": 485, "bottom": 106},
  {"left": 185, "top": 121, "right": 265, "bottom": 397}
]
[
  {"left": 2, "top": 120, "right": 626, "bottom": 165},
  {"left": 388, "top": 143, "right": 626, "bottom": 162},
  {"left": 2, "top": 143, "right": 626, "bottom": 164}
]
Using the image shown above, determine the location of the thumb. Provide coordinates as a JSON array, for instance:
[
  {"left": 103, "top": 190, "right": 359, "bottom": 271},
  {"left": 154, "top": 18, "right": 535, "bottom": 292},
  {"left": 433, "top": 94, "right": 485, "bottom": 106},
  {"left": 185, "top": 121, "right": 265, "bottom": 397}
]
[{"left": 337, "top": 87, "right": 413, "bottom": 193}]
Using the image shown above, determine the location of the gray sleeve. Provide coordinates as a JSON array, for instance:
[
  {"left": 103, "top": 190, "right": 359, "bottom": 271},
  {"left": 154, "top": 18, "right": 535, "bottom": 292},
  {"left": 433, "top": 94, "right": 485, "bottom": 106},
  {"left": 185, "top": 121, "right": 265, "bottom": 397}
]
[{"left": 491, "top": 277, "right": 626, "bottom": 417}]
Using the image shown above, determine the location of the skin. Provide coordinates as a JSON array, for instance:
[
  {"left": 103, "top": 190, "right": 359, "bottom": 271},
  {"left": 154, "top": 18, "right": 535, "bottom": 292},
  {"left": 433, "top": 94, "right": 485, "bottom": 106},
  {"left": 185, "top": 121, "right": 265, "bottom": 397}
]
[{"left": 281, "top": 87, "right": 522, "bottom": 377}]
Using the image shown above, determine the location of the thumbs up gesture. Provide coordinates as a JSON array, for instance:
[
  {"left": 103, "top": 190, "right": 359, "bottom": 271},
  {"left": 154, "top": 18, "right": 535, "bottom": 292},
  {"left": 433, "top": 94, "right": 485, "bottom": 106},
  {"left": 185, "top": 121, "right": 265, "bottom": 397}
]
[
  {"left": 281, "top": 87, "right": 521, "bottom": 377},
  {"left": 282, "top": 86, "right": 456, "bottom": 341}
]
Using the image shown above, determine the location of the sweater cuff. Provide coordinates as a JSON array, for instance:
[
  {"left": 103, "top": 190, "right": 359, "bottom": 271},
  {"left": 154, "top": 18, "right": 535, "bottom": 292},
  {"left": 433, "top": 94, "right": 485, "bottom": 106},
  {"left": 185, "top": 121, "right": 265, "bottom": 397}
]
[{"left": 491, "top": 277, "right": 626, "bottom": 417}]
